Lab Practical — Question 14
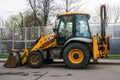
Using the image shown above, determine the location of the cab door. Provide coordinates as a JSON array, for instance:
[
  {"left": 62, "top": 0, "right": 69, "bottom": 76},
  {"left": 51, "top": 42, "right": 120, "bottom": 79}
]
[{"left": 57, "top": 15, "right": 73, "bottom": 45}]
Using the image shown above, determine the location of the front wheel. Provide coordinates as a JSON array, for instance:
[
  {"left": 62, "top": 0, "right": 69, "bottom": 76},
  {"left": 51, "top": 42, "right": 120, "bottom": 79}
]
[
  {"left": 63, "top": 43, "right": 90, "bottom": 69},
  {"left": 27, "top": 51, "right": 44, "bottom": 68}
]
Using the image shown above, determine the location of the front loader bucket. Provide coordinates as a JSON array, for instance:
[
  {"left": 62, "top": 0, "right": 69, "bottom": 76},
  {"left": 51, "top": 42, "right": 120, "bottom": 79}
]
[{"left": 4, "top": 49, "right": 17, "bottom": 68}]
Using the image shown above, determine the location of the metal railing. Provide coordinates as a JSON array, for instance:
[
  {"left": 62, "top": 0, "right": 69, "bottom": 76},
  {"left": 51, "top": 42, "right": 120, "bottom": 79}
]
[
  {"left": 0, "top": 24, "right": 120, "bottom": 54},
  {"left": 0, "top": 27, "right": 41, "bottom": 53}
]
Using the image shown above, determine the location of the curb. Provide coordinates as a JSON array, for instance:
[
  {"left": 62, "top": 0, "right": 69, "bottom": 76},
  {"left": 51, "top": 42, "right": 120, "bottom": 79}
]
[{"left": 0, "top": 58, "right": 7, "bottom": 62}]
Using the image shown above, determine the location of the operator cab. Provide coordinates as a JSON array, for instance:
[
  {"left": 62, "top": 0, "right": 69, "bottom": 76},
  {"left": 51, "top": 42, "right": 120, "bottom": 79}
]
[{"left": 55, "top": 12, "right": 91, "bottom": 45}]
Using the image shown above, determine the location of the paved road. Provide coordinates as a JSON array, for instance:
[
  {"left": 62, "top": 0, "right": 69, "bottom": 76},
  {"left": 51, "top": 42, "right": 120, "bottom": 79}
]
[{"left": 0, "top": 59, "right": 120, "bottom": 80}]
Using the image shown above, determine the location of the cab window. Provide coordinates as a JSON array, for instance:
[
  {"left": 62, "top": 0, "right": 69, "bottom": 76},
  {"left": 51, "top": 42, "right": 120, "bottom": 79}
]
[
  {"left": 76, "top": 15, "right": 91, "bottom": 38},
  {"left": 57, "top": 15, "right": 73, "bottom": 44},
  {"left": 58, "top": 15, "right": 73, "bottom": 39}
]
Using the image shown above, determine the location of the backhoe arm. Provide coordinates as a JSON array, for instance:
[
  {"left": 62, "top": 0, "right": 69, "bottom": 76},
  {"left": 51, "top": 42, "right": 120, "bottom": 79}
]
[
  {"left": 93, "top": 5, "right": 109, "bottom": 60},
  {"left": 99, "top": 5, "right": 109, "bottom": 58}
]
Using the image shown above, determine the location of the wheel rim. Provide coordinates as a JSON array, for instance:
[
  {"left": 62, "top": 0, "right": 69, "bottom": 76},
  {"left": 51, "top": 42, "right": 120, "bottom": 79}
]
[
  {"left": 68, "top": 49, "right": 84, "bottom": 64},
  {"left": 30, "top": 54, "right": 40, "bottom": 65}
]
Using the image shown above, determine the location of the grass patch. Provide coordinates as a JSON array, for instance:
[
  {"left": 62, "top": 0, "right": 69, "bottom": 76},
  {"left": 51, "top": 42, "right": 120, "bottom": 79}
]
[
  {"left": 0, "top": 54, "right": 120, "bottom": 59},
  {"left": 108, "top": 55, "right": 120, "bottom": 59},
  {"left": 0, "top": 54, "right": 9, "bottom": 58}
]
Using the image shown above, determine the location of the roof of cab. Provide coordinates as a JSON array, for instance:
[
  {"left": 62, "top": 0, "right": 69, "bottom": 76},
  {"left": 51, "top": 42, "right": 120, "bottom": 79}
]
[{"left": 59, "top": 12, "right": 89, "bottom": 16}]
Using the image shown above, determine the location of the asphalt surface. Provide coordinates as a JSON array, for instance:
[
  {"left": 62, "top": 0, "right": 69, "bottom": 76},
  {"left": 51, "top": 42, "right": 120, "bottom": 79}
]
[{"left": 0, "top": 59, "right": 120, "bottom": 80}]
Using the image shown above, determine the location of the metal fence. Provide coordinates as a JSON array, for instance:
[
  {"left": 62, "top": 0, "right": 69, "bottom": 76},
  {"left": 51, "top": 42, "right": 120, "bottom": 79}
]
[
  {"left": 0, "top": 24, "right": 120, "bottom": 54},
  {"left": 90, "top": 23, "right": 120, "bottom": 54},
  {"left": 0, "top": 27, "right": 40, "bottom": 53}
]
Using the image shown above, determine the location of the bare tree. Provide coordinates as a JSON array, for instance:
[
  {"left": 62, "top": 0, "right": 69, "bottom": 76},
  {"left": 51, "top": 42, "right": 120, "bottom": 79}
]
[
  {"left": 38, "top": 0, "right": 51, "bottom": 26},
  {"left": 28, "top": 0, "right": 55, "bottom": 26},
  {"left": 28, "top": 0, "right": 41, "bottom": 26},
  {"left": 0, "top": 17, "right": 4, "bottom": 28},
  {"left": 91, "top": 5, "right": 120, "bottom": 24},
  {"left": 59, "top": 0, "right": 86, "bottom": 12},
  {"left": 90, "top": 5, "right": 120, "bottom": 36},
  {"left": 110, "top": 6, "right": 120, "bottom": 24},
  {"left": 11, "top": 12, "right": 24, "bottom": 27},
  {"left": 4, "top": 12, "right": 25, "bottom": 28}
]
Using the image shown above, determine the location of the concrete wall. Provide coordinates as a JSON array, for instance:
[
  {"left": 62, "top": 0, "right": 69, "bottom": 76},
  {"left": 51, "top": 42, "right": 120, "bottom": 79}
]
[{"left": 109, "top": 39, "right": 120, "bottom": 54}]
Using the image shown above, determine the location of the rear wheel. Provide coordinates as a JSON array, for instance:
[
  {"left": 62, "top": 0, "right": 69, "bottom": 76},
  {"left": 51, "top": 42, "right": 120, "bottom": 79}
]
[
  {"left": 63, "top": 43, "right": 90, "bottom": 69},
  {"left": 27, "top": 51, "right": 44, "bottom": 68}
]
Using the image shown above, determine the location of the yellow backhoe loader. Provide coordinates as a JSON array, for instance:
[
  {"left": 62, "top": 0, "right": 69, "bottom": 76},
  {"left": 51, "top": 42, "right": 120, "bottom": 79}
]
[{"left": 4, "top": 5, "right": 109, "bottom": 69}]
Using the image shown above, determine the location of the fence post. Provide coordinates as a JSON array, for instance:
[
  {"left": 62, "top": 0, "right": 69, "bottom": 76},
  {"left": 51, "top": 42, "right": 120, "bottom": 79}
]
[
  {"left": 25, "top": 27, "right": 27, "bottom": 49},
  {"left": 12, "top": 27, "right": 14, "bottom": 49},
  {"left": 38, "top": 27, "right": 40, "bottom": 38},
  {"left": 0, "top": 28, "right": 2, "bottom": 54}
]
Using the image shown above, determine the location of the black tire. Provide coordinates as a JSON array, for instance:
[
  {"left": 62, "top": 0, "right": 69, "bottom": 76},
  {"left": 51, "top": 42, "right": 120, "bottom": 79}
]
[
  {"left": 63, "top": 43, "right": 90, "bottom": 69},
  {"left": 44, "top": 59, "right": 53, "bottom": 64},
  {"left": 27, "top": 51, "right": 44, "bottom": 68}
]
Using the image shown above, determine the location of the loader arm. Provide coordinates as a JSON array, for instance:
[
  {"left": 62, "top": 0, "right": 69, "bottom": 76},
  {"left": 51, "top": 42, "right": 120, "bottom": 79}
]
[
  {"left": 20, "top": 33, "right": 57, "bottom": 65},
  {"left": 4, "top": 34, "right": 57, "bottom": 67}
]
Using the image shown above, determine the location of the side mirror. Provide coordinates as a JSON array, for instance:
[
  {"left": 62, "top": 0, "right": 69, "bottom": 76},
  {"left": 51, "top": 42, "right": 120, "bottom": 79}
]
[
  {"left": 53, "top": 28, "right": 57, "bottom": 33},
  {"left": 54, "top": 17, "right": 59, "bottom": 33}
]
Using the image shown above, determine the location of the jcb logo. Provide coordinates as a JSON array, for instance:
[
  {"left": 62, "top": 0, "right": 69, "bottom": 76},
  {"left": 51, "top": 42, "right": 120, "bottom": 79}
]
[{"left": 45, "top": 36, "right": 54, "bottom": 42}]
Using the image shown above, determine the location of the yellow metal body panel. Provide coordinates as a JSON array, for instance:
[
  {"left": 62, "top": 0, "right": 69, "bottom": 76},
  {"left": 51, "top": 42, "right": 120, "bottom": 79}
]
[
  {"left": 20, "top": 49, "right": 29, "bottom": 64},
  {"left": 99, "top": 36, "right": 109, "bottom": 58},
  {"left": 92, "top": 35, "right": 109, "bottom": 61},
  {"left": 30, "top": 34, "right": 57, "bottom": 51},
  {"left": 60, "top": 12, "right": 89, "bottom": 16},
  {"left": 92, "top": 35, "right": 99, "bottom": 60}
]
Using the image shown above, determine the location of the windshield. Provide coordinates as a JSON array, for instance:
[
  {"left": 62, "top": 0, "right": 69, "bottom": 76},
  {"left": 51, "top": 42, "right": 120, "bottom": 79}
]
[{"left": 76, "top": 15, "right": 91, "bottom": 38}]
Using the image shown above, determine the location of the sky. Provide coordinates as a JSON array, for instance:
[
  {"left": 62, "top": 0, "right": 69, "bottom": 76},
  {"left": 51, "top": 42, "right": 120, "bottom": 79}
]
[
  {"left": 0, "top": 0, "right": 120, "bottom": 21},
  {"left": 0, "top": 0, "right": 28, "bottom": 20},
  {"left": 82, "top": 0, "right": 120, "bottom": 12}
]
